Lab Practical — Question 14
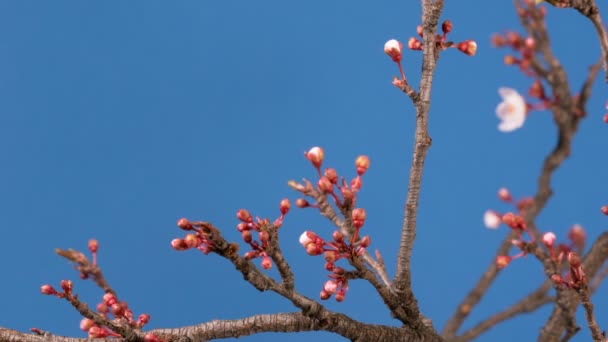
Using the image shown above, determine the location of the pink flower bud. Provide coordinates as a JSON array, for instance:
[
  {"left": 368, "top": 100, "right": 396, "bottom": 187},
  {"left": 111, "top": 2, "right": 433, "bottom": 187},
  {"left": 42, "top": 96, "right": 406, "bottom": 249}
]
[
  {"left": 568, "top": 224, "right": 586, "bottom": 250},
  {"left": 332, "top": 230, "right": 344, "bottom": 243},
  {"left": 177, "top": 218, "right": 193, "bottom": 230},
  {"left": 80, "top": 318, "right": 95, "bottom": 331},
  {"left": 318, "top": 176, "right": 333, "bottom": 193},
  {"left": 184, "top": 234, "right": 199, "bottom": 248},
  {"left": 137, "top": 313, "right": 151, "bottom": 326},
  {"left": 352, "top": 208, "right": 366, "bottom": 229},
  {"left": 496, "top": 255, "right": 512, "bottom": 269},
  {"left": 237, "top": 222, "right": 249, "bottom": 232},
  {"left": 323, "top": 280, "right": 338, "bottom": 294},
  {"left": 324, "top": 251, "right": 337, "bottom": 263},
  {"left": 350, "top": 177, "right": 362, "bottom": 192},
  {"left": 244, "top": 251, "right": 258, "bottom": 260},
  {"left": 88, "top": 326, "right": 107, "bottom": 338},
  {"left": 551, "top": 274, "right": 563, "bottom": 285},
  {"left": 355, "top": 156, "right": 370, "bottom": 176},
  {"left": 60, "top": 279, "right": 72, "bottom": 293},
  {"left": 242, "top": 230, "right": 252, "bottom": 243},
  {"left": 237, "top": 209, "right": 252, "bottom": 223},
  {"left": 299, "top": 231, "right": 316, "bottom": 246},
  {"left": 497, "top": 187, "right": 512, "bottom": 202},
  {"left": 601, "top": 205, "right": 608, "bottom": 215},
  {"left": 324, "top": 168, "right": 338, "bottom": 184},
  {"left": 604, "top": 114, "right": 608, "bottom": 124},
  {"left": 261, "top": 256, "right": 272, "bottom": 270},
  {"left": 295, "top": 198, "right": 310, "bottom": 208},
  {"left": 259, "top": 231, "right": 269, "bottom": 243},
  {"left": 542, "top": 232, "right": 556, "bottom": 248},
  {"left": 40, "top": 284, "right": 57, "bottom": 295},
  {"left": 359, "top": 235, "right": 371, "bottom": 248},
  {"left": 416, "top": 25, "right": 423, "bottom": 38},
  {"left": 171, "top": 238, "right": 188, "bottom": 251},
  {"left": 97, "top": 302, "right": 108, "bottom": 314},
  {"left": 305, "top": 146, "right": 324, "bottom": 170},
  {"left": 335, "top": 288, "right": 346, "bottom": 302},
  {"left": 279, "top": 199, "right": 290, "bottom": 215},
  {"left": 88, "top": 239, "right": 98, "bottom": 254},
  {"left": 103, "top": 293, "right": 117, "bottom": 306},
  {"left": 457, "top": 40, "right": 477, "bottom": 56},
  {"left": 305, "top": 243, "right": 323, "bottom": 256},
  {"left": 111, "top": 303, "right": 123, "bottom": 316},
  {"left": 442, "top": 20, "right": 453, "bottom": 34},
  {"left": 407, "top": 37, "right": 423, "bottom": 51},
  {"left": 567, "top": 252, "right": 581, "bottom": 268},
  {"left": 341, "top": 187, "right": 354, "bottom": 203},
  {"left": 319, "top": 290, "right": 331, "bottom": 300},
  {"left": 384, "top": 39, "right": 403, "bottom": 62}
]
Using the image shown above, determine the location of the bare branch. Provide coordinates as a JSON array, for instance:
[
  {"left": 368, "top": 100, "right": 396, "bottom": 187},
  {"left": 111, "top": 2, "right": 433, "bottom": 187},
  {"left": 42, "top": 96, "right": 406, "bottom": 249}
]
[
  {"left": 453, "top": 281, "right": 553, "bottom": 342},
  {"left": 392, "top": 0, "right": 444, "bottom": 329}
]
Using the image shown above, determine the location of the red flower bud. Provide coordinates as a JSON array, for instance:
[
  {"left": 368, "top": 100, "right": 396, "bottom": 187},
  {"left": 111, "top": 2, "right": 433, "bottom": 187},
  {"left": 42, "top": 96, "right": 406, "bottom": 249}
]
[
  {"left": 40, "top": 284, "right": 57, "bottom": 295},
  {"left": 318, "top": 176, "right": 333, "bottom": 193},
  {"left": 497, "top": 187, "right": 512, "bottom": 202},
  {"left": 261, "top": 256, "right": 272, "bottom": 270},
  {"left": 237, "top": 209, "right": 253, "bottom": 223},
  {"left": 103, "top": 293, "right": 117, "bottom": 306},
  {"left": 332, "top": 230, "right": 344, "bottom": 243},
  {"left": 171, "top": 238, "right": 188, "bottom": 251},
  {"left": 80, "top": 318, "right": 95, "bottom": 331},
  {"left": 324, "top": 168, "right": 338, "bottom": 184},
  {"left": 177, "top": 218, "right": 193, "bottom": 230},
  {"left": 319, "top": 290, "right": 331, "bottom": 300},
  {"left": 407, "top": 37, "right": 423, "bottom": 51},
  {"left": 88, "top": 326, "right": 108, "bottom": 338},
  {"left": 496, "top": 255, "right": 512, "bottom": 269},
  {"left": 350, "top": 177, "right": 362, "bottom": 192},
  {"left": 88, "top": 239, "right": 98, "bottom": 254},
  {"left": 259, "top": 231, "right": 270, "bottom": 243},
  {"left": 355, "top": 156, "right": 370, "bottom": 176},
  {"left": 442, "top": 20, "right": 453, "bottom": 34},
  {"left": 279, "top": 198, "right": 291, "bottom": 215},
  {"left": 295, "top": 198, "right": 310, "bottom": 208},
  {"left": 60, "top": 279, "right": 72, "bottom": 293},
  {"left": 457, "top": 40, "right": 477, "bottom": 56},
  {"left": 359, "top": 235, "right": 371, "bottom": 248},
  {"left": 305, "top": 146, "right": 324, "bottom": 170},
  {"left": 242, "top": 230, "right": 252, "bottom": 243},
  {"left": 184, "top": 233, "right": 199, "bottom": 248},
  {"left": 352, "top": 208, "right": 367, "bottom": 229},
  {"left": 601, "top": 205, "right": 608, "bottom": 215}
]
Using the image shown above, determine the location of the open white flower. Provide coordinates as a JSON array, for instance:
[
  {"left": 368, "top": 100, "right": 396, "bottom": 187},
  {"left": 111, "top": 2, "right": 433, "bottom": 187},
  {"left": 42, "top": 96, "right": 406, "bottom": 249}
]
[
  {"left": 483, "top": 210, "right": 502, "bottom": 229},
  {"left": 496, "top": 87, "right": 527, "bottom": 132}
]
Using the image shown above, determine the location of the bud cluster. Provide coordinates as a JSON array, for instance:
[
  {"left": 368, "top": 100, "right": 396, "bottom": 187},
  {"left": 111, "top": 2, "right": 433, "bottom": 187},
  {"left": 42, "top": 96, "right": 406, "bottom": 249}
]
[
  {"left": 172, "top": 218, "right": 216, "bottom": 255},
  {"left": 551, "top": 251, "right": 587, "bottom": 289},
  {"left": 299, "top": 208, "right": 370, "bottom": 302},
  {"left": 236, "top": 200, "right": 291, "bottom": 270},
  {"left": 384, "top": 20, "right": 476, "bottom": 86},
  {"left": 292, "top": 147, "right": 369, "bottom": 211}
]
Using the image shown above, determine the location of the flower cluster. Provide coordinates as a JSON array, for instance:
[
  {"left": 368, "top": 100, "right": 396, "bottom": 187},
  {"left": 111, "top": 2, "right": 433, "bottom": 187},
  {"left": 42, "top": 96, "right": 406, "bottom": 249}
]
[{"left": 384, "top": 20, "right": 476, "bottom": 85}]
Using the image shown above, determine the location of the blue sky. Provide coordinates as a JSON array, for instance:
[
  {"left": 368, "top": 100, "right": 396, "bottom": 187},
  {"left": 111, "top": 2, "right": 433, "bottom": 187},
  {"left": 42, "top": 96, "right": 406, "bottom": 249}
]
[{"left": 0, "top": 1, "right": 606, "bottom": 341}]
